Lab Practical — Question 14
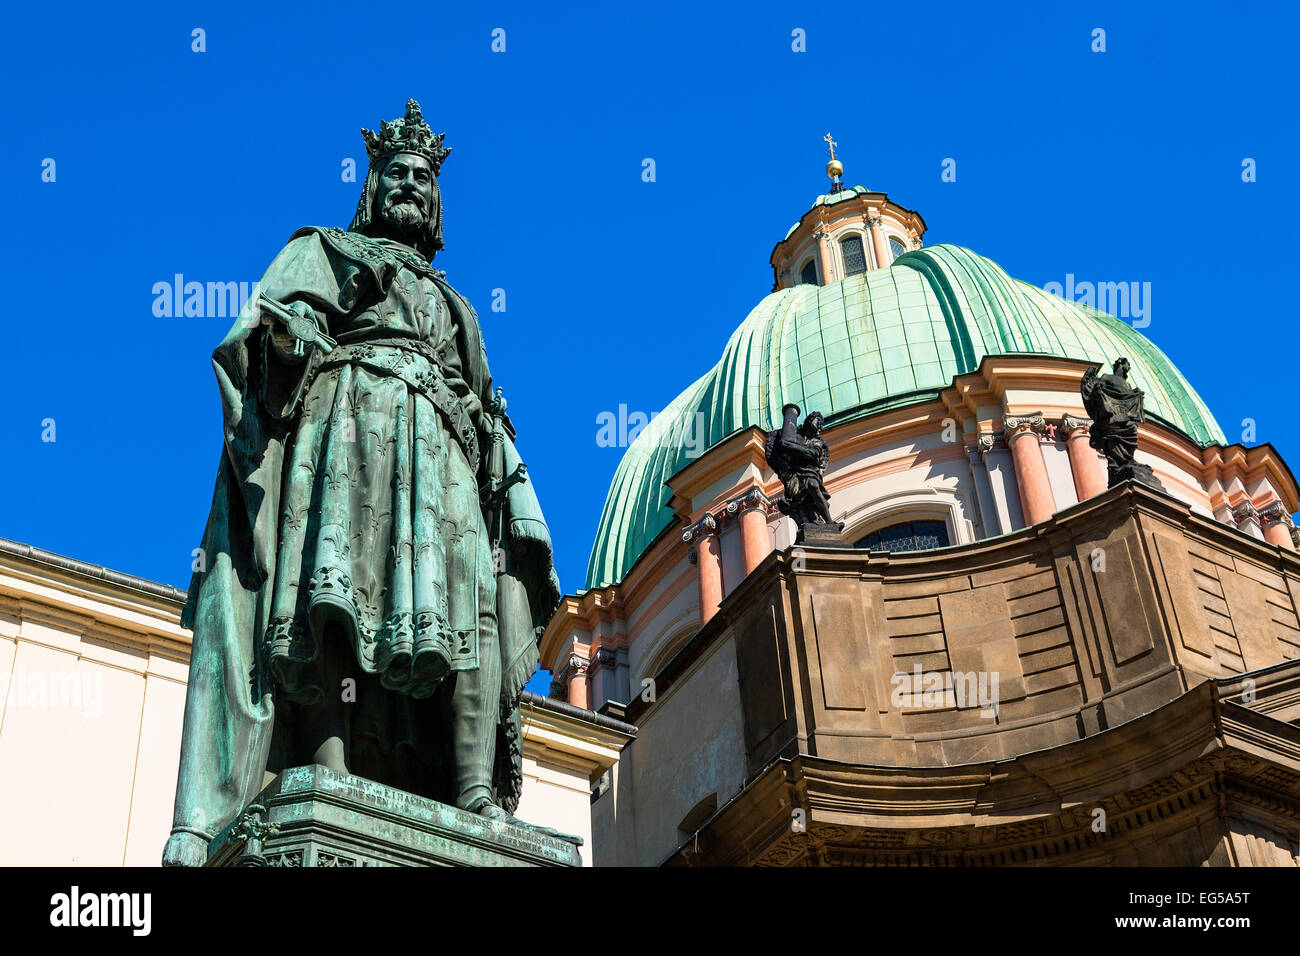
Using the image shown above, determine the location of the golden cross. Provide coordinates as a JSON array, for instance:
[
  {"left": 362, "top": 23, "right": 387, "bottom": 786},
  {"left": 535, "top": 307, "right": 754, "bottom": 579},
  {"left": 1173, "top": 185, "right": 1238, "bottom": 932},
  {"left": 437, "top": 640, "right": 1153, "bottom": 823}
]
[{"left": 824, "top": 132, "right": 838, "bottom": 161}]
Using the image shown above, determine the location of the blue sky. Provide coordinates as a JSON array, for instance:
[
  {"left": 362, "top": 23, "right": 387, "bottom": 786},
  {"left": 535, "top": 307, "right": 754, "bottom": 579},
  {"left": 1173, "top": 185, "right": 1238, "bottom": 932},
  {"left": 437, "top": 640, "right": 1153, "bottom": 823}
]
[{"left": 2, "top": 2, "right": 1295, "bottom": 693}]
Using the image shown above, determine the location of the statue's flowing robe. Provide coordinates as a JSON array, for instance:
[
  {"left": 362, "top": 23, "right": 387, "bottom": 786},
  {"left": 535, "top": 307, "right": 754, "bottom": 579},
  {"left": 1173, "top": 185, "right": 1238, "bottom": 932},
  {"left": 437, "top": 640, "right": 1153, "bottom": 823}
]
[
  {"left": 1082, "top": 371, "right": 1145, "bottom": 460},
  {"left": 168, "top": 226, "right": 559, "bottom": 848}
]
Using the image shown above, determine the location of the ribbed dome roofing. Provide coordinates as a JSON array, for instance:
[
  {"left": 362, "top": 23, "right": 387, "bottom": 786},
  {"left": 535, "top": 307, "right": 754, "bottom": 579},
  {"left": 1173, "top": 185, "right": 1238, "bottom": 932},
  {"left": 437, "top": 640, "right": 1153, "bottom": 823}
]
[{"left": 585, "top": 244, "right": 1225, "bottom": 590}]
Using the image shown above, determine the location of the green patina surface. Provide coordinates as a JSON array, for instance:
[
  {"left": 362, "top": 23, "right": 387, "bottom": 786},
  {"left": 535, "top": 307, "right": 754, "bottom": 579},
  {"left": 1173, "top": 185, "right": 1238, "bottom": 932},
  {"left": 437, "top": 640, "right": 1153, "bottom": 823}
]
[{"left": 585, "top": 243, "right": 1224, "bottom": 591}]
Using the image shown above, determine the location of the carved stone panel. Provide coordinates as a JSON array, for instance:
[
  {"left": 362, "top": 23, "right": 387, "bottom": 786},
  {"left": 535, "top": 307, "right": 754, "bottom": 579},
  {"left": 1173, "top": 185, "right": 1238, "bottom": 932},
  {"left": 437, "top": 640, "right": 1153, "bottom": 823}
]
[
  {"left": 1219, "top": 571, "right": 1282, "bottom": 671},
  {"left": 938, "top": 585, "right": 1027, "bottom": 704},
  {"left": 1089, "top": 534, "right": 1159, "bottom": 666},
  {"left": 1151, "top": 531, "right": 1217, "bottom": 664},
  {"left": 810, "top": 590, "right": 874, "bottom": 713},
  {"left": 733, "top": 596, "right": 793, "bottom": 767}
]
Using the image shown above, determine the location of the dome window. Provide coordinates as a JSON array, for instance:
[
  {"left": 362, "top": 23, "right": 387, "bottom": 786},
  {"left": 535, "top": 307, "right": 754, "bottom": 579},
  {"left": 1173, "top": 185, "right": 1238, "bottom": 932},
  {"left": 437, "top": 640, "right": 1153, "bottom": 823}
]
[
  {"left": 854, "top": 519, "right": 950, "bottom": 553},
  {"left": 889, "top": 237, "right": 907, "bottom": 261},
  {"left": 799, "top": 258, "right": 819, "bottom": 286},
  {"left": 840, "top": 236, "right": 867, "bottom": 276}
]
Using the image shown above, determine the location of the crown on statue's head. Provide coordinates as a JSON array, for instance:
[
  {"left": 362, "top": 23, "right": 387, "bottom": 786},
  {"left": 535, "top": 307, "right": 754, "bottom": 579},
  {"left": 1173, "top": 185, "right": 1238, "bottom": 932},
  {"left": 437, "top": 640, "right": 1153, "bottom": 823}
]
[{"left": 361, "top": 99, "right": 452, "bottom": 175}]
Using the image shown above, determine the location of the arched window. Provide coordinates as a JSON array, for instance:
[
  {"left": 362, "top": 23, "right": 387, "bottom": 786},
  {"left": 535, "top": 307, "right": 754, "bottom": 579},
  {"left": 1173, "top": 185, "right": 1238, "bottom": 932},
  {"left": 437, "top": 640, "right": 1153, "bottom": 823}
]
[
  {"left": 799, "top": 258, "right": 818, "bottom": 286},
  {"left": 889, "top": 237, "right": 907, "bottom": 261},
  {"left": 853, "top": 519, "right": 950, "bottom": 552},
  {"left": 840, "top": 235, "right": 867, "bottom": 276}
]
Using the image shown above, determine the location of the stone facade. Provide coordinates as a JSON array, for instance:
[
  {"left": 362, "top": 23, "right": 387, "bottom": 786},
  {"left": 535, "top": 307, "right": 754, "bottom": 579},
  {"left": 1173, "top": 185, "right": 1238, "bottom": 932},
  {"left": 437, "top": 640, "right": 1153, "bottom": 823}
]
[{"left": 593, "top": 483, "right": 1300, "bottom": 865}]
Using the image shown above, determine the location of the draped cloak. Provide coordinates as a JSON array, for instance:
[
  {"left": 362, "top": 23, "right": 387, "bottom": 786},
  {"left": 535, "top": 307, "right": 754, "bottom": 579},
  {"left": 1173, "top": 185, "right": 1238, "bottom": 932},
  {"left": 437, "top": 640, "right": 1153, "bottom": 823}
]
[
  {"left": 167, "top": 226, "right": 560, "bottom": 848},
  {"left": 1082, "top": 370, "right": 1146, "bottom": 459}
]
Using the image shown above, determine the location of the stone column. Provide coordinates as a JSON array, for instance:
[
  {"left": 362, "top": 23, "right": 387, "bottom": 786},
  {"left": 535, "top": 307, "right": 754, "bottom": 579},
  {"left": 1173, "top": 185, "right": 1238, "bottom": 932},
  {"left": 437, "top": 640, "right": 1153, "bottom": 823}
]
[
  {"left": 683, "top": 513, "right": 723, "bottom": 625},
  {"left": 552, "top": 652, "right": 591, "bottom": 710},
  {"left": 1004, "top": 413, "right": 1055, "bottom": 526},
  {"left": 726, "top": 488, "right": 771, "bottom": 576},
  {"left": 814, "top": 229, "right": 834, "bottom": 285},
  {"left": 1061, "top": 414, "right": 1107, "bottom": 500},
  {"left": 866, "top": 214, "right": 889, "bottom": 268},
  {"left": 567, "top": 654, "right": 590, "bottom": 710},
  {"left": 1258, "top": 501, "right": 1296, "bottom": 550}
]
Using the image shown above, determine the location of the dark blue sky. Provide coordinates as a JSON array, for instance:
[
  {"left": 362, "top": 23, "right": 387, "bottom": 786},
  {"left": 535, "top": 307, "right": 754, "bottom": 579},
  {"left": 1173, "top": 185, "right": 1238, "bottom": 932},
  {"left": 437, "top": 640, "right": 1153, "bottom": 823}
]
[{"left": 3, "top": 2, "right": 1295, "bottom": 690}]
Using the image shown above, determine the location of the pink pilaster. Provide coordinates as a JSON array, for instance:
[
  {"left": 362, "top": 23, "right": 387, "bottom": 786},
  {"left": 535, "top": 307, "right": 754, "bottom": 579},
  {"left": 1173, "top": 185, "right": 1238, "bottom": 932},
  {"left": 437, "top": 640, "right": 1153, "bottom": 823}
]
[
  {"left": 1061, "top": 414, "right": 1107, "bottom": 500},
  {"left": 1005, "top": 413, "right": 1055, "bottom": 526}
]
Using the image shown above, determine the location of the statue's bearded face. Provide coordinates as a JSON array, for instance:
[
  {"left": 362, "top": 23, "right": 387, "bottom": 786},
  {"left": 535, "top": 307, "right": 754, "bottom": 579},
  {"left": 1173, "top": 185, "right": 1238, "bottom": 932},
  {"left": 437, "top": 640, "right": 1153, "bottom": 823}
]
[{"left": 375, "top": 152, "right": 436, "bottom": 235}]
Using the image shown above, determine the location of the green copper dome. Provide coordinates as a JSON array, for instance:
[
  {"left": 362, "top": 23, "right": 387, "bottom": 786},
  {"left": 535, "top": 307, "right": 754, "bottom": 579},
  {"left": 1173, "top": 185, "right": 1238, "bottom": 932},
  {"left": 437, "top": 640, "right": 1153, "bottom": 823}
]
[{"left": 585, "top": 243, "right": 1225, "bottom": 590}]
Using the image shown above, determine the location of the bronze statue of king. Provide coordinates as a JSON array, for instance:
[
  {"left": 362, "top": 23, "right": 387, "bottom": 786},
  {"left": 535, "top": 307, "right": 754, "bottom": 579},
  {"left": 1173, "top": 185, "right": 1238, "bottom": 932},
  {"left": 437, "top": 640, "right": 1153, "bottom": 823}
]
[{"left": 162, "top": 100, "right": 561, "bottom": 866}]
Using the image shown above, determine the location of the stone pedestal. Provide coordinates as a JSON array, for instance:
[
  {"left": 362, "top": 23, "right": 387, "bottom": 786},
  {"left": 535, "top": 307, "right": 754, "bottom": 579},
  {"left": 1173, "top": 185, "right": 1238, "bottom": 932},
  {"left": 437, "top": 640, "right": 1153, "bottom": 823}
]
[
  {"left": 206, "top": 765, "right": 582, "bottom": 867},
  {"left": 1111, "top": 462, "right": 1166, "bottom": 493},
  {"left": 795, "top": 521, "right": 848, "bottom": 548}
]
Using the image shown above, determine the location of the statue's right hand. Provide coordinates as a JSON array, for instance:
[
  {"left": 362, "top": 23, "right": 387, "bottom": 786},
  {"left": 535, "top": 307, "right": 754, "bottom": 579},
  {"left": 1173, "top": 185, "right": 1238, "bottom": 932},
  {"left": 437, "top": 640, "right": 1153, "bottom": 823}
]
[{"left": 161, "top": 831, "right": 209, "bottom": 867}]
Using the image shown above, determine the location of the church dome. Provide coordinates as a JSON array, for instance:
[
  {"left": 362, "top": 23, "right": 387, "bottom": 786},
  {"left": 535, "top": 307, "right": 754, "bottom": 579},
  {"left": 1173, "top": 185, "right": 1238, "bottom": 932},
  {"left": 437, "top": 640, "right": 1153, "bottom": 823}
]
[{"left": 586, "top": 243, "right": 1225, "bottom": 590}]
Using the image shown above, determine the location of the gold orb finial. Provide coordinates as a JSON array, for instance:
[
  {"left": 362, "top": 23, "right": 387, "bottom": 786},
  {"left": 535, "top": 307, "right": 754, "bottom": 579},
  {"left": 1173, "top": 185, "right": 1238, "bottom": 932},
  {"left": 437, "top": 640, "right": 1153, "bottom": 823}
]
[{"left": 823, "top": 132, "right": 843, "bottom": 182}]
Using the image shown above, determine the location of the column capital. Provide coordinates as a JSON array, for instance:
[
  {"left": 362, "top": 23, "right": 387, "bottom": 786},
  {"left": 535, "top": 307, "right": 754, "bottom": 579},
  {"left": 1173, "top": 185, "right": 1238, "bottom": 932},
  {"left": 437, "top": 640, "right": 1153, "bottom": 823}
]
[
  {"left": 1231, "top": 500, "right": 1261, "bottom": 526},
  {"left": 590, "top": 646, "right": 618, "bottom": 671},
  {"left": 1060, "top": 413, "right": 1093, "bottom": 437},
  {"left": 865, "top": 215, "right": 883, "bottom": 227},
  {"left": 1003, "top": 412, "right": 1046, "bottom": 436},
  {"left": 1258, "top": 500, "right": 1294, "bottom": 528},
  {"left": 972, "top": 432, "right": 1000, "bottom": 460},
  {"left": 682, "top": 512, "right": 719, "bottom": 544},
  {"left": 724, "top": 487, "right": 771, "bottom": 516},
  {"left": 550, "top": 651, "right": 588, "bottom": 698}
]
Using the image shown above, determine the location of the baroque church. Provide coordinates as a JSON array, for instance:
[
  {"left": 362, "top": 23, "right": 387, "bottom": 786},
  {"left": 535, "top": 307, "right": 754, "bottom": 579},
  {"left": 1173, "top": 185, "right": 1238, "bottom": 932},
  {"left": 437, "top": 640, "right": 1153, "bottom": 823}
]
[
  {"left": 2, "top": 145, "right": 1299, "bottom": 867},
  {"left": 541, "top": 147, "right": 1300, "bottom": 866}
]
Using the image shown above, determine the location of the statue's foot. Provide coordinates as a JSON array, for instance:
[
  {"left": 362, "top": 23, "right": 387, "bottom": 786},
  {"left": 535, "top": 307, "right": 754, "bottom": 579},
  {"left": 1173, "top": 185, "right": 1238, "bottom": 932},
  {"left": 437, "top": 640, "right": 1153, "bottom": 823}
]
[
  {"left": 162, "top": 831, "right": 209, "bottom": 867},
  {"left": 475, "top": 802, "right": 583, "bottom": 846}
]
